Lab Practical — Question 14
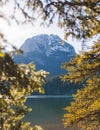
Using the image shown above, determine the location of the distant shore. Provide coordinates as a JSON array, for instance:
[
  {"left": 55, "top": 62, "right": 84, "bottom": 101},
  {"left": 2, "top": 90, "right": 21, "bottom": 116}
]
[{"left": 28, "top": 95, "right": 73, "bottom": 98}]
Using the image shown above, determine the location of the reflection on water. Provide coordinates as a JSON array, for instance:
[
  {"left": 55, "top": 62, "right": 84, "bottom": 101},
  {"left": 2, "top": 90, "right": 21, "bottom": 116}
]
[{"left": 24, "top": 96, "right": 73, "bottom": 130}]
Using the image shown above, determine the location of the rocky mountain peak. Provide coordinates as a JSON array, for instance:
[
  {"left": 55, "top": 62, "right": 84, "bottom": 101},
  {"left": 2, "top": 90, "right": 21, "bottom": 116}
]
[
  {"left": 21, "top": 34, "right": 75, "bottom": 56},
  {"left": 14, "top": 34, "right": 76, "bottom": 76}
]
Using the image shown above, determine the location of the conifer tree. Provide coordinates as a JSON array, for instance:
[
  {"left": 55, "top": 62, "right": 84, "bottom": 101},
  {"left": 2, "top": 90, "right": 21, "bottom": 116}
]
[
  {"left": 0, "top": 47, "right": 48, "bottom": 129},
  {"left": 62, "top": 40, "right": 100, "bottom": 130}
]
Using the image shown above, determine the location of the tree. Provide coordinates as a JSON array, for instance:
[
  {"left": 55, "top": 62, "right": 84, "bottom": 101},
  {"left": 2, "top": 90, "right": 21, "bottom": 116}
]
[
  {"left": 0, "top": 47, "right": 48, "bottom": 129},
  {"left": 0, "top": 0, "right": 100, "bottom": 130},
  {"left": 62, "top": 40, "right": 100, "bottom": 130},
  {"left": 0, "top": 1, "right": 49, "bottom": 130},
  {"left": 0, "top": 0, "right": 100, "bottom": 41}
]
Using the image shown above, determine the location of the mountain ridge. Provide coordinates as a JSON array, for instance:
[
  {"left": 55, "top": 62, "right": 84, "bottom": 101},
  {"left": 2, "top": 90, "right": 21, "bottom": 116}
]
[{"left": 14, "top": 34, "right": 76, "bottom": 76}]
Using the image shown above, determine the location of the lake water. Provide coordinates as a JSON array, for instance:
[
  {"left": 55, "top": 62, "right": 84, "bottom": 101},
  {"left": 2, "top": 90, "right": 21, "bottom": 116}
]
[{"left": 25, "top": 96, "right": 73, "bottom": 130}]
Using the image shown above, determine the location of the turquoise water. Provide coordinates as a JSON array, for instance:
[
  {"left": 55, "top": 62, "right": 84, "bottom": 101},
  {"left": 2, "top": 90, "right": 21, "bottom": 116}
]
[{"left": 25, "top": 96, "right": 73, "bottom": 130}]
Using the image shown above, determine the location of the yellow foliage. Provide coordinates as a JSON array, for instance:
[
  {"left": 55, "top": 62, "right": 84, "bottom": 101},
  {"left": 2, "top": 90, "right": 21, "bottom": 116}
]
[
  {"left": 0, "top": 51, "right": 5, "bottom": 57},
  {"left": 63, "top": 41, "right": 100, "bottom": 130}
]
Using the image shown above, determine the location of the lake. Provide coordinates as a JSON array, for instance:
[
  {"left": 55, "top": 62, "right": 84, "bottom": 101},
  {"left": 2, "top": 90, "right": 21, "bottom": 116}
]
[{"left": 25, "top": 95, "right": 73, "bottom": 130}]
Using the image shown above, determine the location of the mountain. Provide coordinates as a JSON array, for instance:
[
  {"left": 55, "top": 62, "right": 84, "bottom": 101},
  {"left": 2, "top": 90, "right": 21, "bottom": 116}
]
[{"left": 14, "top": 34, "right": 76, "bottom": 76}]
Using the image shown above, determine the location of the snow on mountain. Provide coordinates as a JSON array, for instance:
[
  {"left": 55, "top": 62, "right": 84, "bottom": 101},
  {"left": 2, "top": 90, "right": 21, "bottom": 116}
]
[
  {"left": 21, "top": 34, "right": 75, "bottom": 56},
  {"left": 14, "top": 34, "right": 76, "bottom": 76}
]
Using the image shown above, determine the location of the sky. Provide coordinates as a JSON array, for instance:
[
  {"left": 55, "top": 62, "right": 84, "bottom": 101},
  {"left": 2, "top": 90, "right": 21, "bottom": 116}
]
[
  {"left": 0, "top": 1, "right": 83, "bottom": 53},
  {"left": 0, "top": 18, "right": 83, "bottom": 53}
]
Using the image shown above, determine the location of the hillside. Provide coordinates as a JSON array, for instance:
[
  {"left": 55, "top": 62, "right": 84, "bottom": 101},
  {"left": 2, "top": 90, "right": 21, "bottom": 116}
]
[{"left": 33, "top": 76, "right": 82, "bottom": 95}]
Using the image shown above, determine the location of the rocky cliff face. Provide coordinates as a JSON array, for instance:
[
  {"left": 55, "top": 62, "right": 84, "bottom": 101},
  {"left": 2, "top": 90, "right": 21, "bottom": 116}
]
[{"left": 14, "top": 34, "right": 76, "bottom": 76}]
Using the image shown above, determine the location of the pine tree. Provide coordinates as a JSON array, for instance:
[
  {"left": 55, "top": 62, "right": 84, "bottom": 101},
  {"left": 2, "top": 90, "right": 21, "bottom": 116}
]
[
  {"left": 1, "top": 0, "right": 100, "bottom": 40},
  {"left": 0, "top": 47, "right": 48, "bottom": 130},
  {"left": 62, "top": 40, "right": 100, "bottom": 130}
]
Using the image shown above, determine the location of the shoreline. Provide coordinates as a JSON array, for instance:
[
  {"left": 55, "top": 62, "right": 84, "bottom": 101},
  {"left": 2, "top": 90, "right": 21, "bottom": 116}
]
[{"left": 28, "top": 95, "right": 73, "bottom": 98}]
